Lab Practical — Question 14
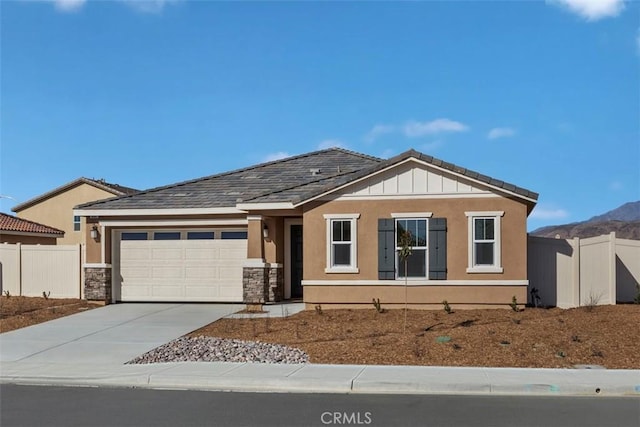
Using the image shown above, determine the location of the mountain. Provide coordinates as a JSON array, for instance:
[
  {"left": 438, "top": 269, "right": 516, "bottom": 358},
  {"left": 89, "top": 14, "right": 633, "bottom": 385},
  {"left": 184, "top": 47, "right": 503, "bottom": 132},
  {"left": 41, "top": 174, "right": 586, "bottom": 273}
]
[{"left": 531, "top": 201, "right": 640, "bottom": 240}]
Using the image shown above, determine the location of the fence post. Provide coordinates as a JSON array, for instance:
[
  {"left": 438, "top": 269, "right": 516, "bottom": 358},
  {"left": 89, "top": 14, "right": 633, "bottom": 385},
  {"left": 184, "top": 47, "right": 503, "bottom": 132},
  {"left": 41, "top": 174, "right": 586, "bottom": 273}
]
[
  {"left": 572, "top": 237, "right": 580, "bottom": 307},
  {"left": 608, "top": 232, "right": 616, "bottom": 305},
  {"left": 16, "top": 242, "right": 22, "bottom": 296}
]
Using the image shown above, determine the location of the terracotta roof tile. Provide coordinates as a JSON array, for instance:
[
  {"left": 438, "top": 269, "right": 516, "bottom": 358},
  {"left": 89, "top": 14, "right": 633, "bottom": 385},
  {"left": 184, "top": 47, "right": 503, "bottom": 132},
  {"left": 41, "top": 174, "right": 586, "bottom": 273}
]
[{"left": 0, "top": 213, "right": 64, "bottom": 236}]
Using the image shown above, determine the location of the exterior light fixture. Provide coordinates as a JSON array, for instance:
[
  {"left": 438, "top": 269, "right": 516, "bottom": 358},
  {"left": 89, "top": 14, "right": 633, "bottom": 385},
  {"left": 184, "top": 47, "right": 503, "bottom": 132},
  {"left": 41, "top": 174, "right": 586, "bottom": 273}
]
[
  {"left": 90, "top": 225, "right": 100, "bottom": 241},
  {"left": 263, "top": 223, "right": 269, "bottom": 239}
]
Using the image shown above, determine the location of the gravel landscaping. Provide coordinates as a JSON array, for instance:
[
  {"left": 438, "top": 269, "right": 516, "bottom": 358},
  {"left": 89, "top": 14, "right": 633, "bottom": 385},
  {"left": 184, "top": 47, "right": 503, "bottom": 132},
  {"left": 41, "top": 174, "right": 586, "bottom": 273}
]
[{"left": 126, "top": 336, "right": 309, "bottom": 364}]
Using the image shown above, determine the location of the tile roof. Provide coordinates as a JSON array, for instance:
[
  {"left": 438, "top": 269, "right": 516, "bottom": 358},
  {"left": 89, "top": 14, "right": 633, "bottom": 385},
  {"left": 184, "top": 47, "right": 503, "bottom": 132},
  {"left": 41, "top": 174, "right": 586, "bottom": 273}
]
[
  {"left": 0, "top": 213, "right": 65, "bottom": 236},
  {"left": 77, "top": 148, "right": 381, "bottom": 210},
  {"left": 76, "top": 148, "right": 538, "bottom": 211},
  {"left": 12, "top": 177, "right": 138, "bottom": 212}
]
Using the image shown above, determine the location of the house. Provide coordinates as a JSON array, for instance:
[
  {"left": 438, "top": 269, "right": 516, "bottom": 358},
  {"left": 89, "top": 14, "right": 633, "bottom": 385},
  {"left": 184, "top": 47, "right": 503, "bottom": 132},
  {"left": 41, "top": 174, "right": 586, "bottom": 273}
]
[
  {"left": 0, "top": 212, "right": 64, "bottom": 244},
  {"left": 74, "top": 148, "right": 538, "bottom": 308},
  {"left": 12, "top": 178, "right": 138, "bottom": 245}
]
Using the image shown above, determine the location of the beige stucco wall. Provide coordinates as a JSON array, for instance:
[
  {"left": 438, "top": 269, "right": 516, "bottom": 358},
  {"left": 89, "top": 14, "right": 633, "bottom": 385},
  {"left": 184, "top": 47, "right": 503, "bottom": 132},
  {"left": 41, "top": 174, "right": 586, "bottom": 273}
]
[
  {"left": 16, "top": 184, "right": 118, "bottom": 245},
  {"left": 302, "top": 196, "right": 528, "bottom": 281},
  {"left": 304, "top": 284, "right": 527, "bottom": 309}
]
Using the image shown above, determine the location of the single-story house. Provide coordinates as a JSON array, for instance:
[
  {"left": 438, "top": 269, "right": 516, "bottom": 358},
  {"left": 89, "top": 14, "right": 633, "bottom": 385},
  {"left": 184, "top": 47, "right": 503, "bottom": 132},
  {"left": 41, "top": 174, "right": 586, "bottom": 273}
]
[
  {"left": 0, "top": 212, "right": 65, "bottom": 244},
  {"left": 13, "top": 177, "right": 138, "bottom": 245},
  {"left": 74, "top": 148, "right": 538, "bottom": 309}
]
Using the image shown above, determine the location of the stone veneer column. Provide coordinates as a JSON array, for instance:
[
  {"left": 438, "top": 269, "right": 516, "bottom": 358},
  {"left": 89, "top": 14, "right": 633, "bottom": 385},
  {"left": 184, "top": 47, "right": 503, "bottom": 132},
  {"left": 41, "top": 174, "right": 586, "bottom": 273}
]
[
  {"left": 243, "top": 265, "right": 268, "bottom": 304},
  {"left": 84, "top": 265, "right": 112, "bottom": 303},
  {"left": 243, "top": 262, "right": 284, "bottom": 304},
  {"left": 268, "top": 264, "right": 284, "bottom": 302}
]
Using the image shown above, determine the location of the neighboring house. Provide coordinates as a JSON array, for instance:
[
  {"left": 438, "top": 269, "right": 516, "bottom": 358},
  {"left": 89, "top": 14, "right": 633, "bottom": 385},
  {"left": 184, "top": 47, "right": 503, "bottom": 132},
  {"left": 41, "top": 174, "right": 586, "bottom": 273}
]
[
  {"left": 0, "top": 212, "right": 64, "bottom": 244},
  {"left": 74, "top": 148, "right": 538, "bottom": 308},
  {"left": 13, "top": 178, "right": 138, "bottom": 245}
]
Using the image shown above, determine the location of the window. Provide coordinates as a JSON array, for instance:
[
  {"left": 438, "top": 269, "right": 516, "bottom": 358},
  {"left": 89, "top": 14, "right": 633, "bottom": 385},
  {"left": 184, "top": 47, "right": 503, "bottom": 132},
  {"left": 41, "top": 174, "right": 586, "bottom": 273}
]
[
  {"left": 465, "top": 211, "right": 504, "bottom": 273},
  {"left": 73, "top": 216, "right": 81, "bottom": 232},
  {"left": 395, "top": 218, "right": 428, "bottom": 278},
  {"left": 221, "top": 231, "right": 248, "bottom": 240},
  {"left": 154, "top": 232, "right": 181, "bottom": 240},
  {"left": 121, "top": 232, "right": 148, "bottom": 241},
  {"left": 324, "top": 214, "right": 359, "bottom": 273},
  {"left": 187, "top": 231, "right": 215, "bottom": 240}
]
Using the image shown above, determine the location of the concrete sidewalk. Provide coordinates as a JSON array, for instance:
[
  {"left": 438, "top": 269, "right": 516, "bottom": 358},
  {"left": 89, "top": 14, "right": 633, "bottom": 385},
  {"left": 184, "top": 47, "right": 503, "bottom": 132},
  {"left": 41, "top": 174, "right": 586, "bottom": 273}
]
[
  {"left": 1, "top": 303, "right": 638, "bottom": 396},
  {"left": 2, "top": 360, "right": 639, "bottom": 396}
]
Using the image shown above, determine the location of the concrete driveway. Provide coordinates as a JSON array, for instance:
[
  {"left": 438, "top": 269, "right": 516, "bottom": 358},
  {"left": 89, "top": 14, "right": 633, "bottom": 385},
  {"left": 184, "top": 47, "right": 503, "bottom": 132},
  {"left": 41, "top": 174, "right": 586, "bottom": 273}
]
[{"left": 0, "top": 303, "right": 243, "bottom": 365}]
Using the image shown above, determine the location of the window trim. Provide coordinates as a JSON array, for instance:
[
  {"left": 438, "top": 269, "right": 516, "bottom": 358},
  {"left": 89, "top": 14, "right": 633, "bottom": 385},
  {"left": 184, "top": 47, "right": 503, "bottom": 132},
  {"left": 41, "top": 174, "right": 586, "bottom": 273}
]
[
  {"left": 324, "top": 214, "right": 360, "bottom": 273},
  {"left": 395, "top": 217, "right": 429, "bottom": 280},
  {"left": 465, "top": 211, "right": 504, "bottom": 273}
]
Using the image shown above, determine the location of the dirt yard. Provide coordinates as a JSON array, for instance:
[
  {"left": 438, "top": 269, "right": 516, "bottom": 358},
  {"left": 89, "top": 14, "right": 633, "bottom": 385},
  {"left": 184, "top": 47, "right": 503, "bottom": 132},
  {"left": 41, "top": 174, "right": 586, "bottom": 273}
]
[
  {"left": 192, "top": 305, "right": 640, "bottom": 369},
  {"left": 0, "top": 296, "right": 100, "bottom": 333}
]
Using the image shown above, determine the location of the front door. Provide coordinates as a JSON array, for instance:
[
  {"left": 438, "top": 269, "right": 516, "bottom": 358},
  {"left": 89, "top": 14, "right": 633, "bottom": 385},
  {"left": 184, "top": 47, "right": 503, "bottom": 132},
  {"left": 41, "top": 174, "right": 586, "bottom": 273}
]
[{"left": 290, "top": 224, "right": 303, "bottom": 299}]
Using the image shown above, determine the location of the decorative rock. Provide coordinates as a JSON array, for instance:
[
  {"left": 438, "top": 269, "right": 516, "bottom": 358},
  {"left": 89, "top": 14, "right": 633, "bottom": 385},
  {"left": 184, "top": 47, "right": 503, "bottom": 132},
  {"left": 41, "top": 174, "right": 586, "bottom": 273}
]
[{"left": 126, "top": 336, "right": 309, "bottom": 365}]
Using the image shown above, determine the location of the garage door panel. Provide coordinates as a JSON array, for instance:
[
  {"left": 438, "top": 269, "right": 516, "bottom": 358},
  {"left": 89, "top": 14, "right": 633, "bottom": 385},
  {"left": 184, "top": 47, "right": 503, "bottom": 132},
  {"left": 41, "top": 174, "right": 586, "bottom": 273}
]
[
  {"left": 118, "top": 234, "right": 246, "bottom": 302},
  {"left": 152, "top": 266, "right": 184, "bottom": 279},
  {"left": 185, "top": 247, "right": 219, "bottom": 259},
  {"left": 152, "top": 248, "right": 184, "bottom": 260}
]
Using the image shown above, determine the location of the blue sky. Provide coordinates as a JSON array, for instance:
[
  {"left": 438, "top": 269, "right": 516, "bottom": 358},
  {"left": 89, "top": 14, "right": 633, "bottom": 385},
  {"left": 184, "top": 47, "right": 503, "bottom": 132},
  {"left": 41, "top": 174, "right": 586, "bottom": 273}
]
[{"left": 1, "top": 0, "right": 638, "bottom": 231}]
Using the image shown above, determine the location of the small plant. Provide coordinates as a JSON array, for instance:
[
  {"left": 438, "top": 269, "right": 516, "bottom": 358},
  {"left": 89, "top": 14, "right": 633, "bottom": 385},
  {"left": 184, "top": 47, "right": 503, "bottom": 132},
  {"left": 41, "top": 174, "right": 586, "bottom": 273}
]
[
  {"left": 591, "top": 348, "right": 604, "bottom": 358},
  {"left": 583, "top": 291, "right": 603, "bottom": 311},
  {"left": 530, "top": 287, "right": 541, "bottom": 308},
  {"left": 3, "top": 290, "right": 10, "bottom": 298},
  {"left": 281, "top": 305, "right": 290, "bottom": 319},
  {"left": 412, "top": 340, "right": 426, "bottom": 359},
  {"left": 42, "top": 291, "right": 50, "bottom": 300},
  {"left": 556, "top": 350, "right": 566, "bottom": 358},
  {"left": 372, "top": 298, "right": 386, "bottom": 313},
  {"left": 314, "top": 304, "right": 323, "bottom": 315},
  {"left": 442, "top": 300, "right": 452, "bottom": 314},
  {"left": 264, "top": 314, "right": 271, "bottom": 333},
  {"left": 295, "top": 322, "right": 302, "bottom": 340},
  {"left": 510, "top": 296, "right": 520, "bottom": 312},
  {"left": 571, "top": 335, "right": 581, "bottom": 343},
  {"left": 251, "top": 320, "right": 258, "bottom": 338}
]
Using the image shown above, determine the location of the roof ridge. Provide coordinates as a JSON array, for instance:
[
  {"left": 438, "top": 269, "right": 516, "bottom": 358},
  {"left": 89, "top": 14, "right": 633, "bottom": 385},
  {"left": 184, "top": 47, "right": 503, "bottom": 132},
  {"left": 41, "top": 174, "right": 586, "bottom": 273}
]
[
  {"left": 77, "top": 148, "right": 382, "bottom": 209},
  {"left": 13, "top": 177, "right": 136, "bottom": 212}
]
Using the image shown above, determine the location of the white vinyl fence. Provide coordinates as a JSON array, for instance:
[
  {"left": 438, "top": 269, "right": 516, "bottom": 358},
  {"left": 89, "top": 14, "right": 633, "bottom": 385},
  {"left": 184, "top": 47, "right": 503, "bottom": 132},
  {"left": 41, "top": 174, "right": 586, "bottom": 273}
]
[
  {"left": 528, "top": 233, "right": 640, "bottom": 308},
  {"left": 0, "top": 243, "right": 83, "bottom": 299}
]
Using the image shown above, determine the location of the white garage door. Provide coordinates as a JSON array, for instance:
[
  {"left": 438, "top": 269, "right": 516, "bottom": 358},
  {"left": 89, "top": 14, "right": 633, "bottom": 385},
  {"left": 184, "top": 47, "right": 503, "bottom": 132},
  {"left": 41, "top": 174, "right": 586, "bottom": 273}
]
[{"left": 116, "top": 231, "right": 247, "bottom": 302}]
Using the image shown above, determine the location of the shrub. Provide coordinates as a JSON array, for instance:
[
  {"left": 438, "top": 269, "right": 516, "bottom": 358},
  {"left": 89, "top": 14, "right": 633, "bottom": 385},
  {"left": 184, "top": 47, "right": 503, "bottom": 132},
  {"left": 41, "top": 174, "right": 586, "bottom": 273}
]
[
  {"left": 442, "top": 300, "right": 452, "bottom": 314},
  {"left": 510, "top": 296, "right": 520, "bottom": 312}
]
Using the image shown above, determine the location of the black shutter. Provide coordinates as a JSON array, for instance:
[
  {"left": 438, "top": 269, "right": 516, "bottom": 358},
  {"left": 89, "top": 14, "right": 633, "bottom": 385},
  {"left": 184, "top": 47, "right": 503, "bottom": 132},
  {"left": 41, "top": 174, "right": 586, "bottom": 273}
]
[
  {"left": 429, "top": 218, "right": 447, "bottom": 280},
  {"left": 378, "top": 218, "right": 395, "bottom": 280}
]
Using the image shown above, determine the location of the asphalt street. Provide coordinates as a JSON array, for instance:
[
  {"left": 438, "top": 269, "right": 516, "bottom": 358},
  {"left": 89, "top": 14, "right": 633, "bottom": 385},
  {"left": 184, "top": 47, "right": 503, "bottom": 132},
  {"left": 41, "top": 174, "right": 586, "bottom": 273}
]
[{"left": 1, "top": 384, "right": 639, "bottom": 427}]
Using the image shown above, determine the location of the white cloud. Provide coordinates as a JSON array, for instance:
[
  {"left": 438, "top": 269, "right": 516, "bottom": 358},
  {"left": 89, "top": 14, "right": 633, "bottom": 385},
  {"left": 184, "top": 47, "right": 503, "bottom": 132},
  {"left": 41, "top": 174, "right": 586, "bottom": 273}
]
[
  {"left": 487, "top": 127, "right": 516, "bottom": 140},
  {"left": 50, "top": 0, "right": 86, "bottom": 12},
  {"left": 530, "top": 206, "right": 570, "bottom": 220},
  {"left": 317, "top": 139, "right": 347, "bottom": 150},
  {"left": 117, "top": 0, "right": 180, "bottom": 14},
  {"left": 548, "top": 0, "right": 625, "bottom": 21},
  {"left": 363, "top": 124, "right": 395, "bottom": 143},
  {"left": 403, "top": 118, "right": 469, "bottom": 138},
  {"left": 263, "top": 151, "right": 291, "bottom": 162}
]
